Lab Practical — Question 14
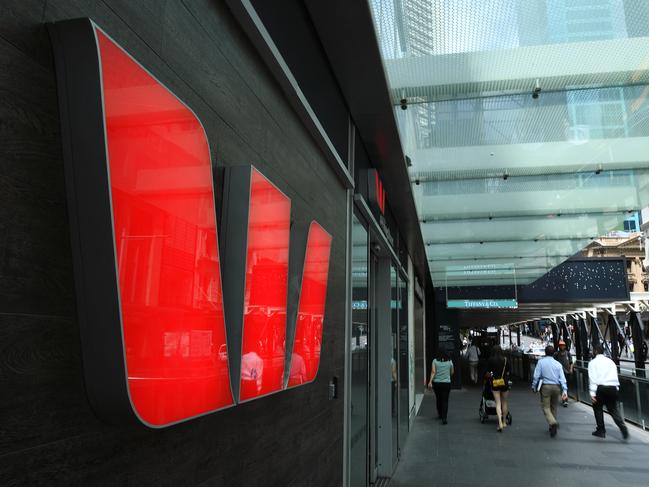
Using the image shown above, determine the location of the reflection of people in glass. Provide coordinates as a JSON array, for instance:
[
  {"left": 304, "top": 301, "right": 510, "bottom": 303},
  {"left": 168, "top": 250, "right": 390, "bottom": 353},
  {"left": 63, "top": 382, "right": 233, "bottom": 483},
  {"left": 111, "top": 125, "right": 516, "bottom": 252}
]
[
  {"left": 241, "top": 350, "right": 264, "bottom": 397},
  {"left": 427, "top": 351, "right": 454, "bottom": 424},
  {"left": 288, "top": 352, "right": 307, "bottom": 386}
]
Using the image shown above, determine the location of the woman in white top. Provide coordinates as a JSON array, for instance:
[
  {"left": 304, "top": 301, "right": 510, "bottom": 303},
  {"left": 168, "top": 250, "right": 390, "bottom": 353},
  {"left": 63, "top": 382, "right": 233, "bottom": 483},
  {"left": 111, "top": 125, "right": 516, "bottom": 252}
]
[{"left": 427, "top": 351, "right": 454, "bottom": 424}]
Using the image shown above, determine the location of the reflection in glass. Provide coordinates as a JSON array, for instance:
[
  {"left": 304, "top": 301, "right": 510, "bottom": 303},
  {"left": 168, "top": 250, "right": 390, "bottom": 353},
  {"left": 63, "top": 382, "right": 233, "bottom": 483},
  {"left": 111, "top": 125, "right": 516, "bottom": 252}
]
[
  {"left": 288, "top": 352, "right": 307, "bottom": 385},
  {"left": 97, "top": 29, "right": 233, "bottom": 426},
  {"left": 289, "top": 222, "right": 332, "bottom": 387},
  {"left": 239, "top": 169, "right": 291, "bottom": 401},
  {"left": 414, "top": 295, "right": 425, "bottom": 410},
  {"left": 390, "top": 265, "right": 399, "bottom": 468},
  {"left": 350, "top": 215, "right": 369, "bottom": 487},
  {"left": 398, "top": 273, "right": 409, "bottom": 448}
]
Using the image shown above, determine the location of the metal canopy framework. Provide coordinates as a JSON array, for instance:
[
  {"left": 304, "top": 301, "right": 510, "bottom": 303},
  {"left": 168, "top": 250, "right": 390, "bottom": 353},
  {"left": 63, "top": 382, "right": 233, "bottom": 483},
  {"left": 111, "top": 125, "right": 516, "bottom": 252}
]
[
  {"left": 458, "top": 301, "right": 627, "bottom": 328},
  {"left": 495, "top": 292, "right": 649, "bottom": 374},
  {"left": 370, "top": 0, "right": 649, "bottom": 288}
]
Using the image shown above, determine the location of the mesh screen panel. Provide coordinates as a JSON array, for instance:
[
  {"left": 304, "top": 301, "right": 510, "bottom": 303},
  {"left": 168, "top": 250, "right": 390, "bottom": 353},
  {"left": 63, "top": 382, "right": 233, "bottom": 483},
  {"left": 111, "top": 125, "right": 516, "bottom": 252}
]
[{"left": 370, "top": 0, "right": 649, "bottom": 287}]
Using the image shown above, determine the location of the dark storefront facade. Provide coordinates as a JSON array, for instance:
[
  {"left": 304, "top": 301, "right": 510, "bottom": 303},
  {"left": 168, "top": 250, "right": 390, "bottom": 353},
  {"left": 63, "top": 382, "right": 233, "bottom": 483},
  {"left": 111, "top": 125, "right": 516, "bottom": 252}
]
[{"left": 0, "top": 1, "right": 429, "bottom": 486}]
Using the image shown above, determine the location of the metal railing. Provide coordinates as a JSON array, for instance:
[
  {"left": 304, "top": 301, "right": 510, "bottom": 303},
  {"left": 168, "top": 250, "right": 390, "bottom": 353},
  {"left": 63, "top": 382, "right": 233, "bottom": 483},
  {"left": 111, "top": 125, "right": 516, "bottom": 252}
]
[{"left": 504, "top": 351, "right": 532, "bottom": 382}]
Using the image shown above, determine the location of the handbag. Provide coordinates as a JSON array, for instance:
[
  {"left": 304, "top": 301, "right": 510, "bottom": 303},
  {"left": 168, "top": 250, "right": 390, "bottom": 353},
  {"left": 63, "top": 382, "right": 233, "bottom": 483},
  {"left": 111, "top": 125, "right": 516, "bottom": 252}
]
[{"left": 492, "top": 358, "right": 507, "bottom": 388}]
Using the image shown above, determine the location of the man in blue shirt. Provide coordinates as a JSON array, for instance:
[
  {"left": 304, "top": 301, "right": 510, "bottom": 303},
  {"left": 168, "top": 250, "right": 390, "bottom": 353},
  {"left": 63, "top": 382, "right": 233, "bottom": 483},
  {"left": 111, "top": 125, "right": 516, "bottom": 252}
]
[{"left": 532, "top": 345, "right": 568, "bottom": 437}]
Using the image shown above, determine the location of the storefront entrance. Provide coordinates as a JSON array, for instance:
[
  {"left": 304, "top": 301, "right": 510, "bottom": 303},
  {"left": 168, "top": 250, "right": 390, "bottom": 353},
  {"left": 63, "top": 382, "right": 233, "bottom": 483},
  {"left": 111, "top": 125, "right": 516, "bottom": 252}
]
[{"left": 349, "top": 208, "right": 410, "bottom": 486}]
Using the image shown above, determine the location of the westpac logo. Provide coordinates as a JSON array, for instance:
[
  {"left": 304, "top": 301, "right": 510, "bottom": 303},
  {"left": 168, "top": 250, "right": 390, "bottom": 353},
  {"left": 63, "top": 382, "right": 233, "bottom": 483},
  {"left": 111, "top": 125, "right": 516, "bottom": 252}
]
[{"left": 50, "top": 19, "right": 331, "bottom": 427}]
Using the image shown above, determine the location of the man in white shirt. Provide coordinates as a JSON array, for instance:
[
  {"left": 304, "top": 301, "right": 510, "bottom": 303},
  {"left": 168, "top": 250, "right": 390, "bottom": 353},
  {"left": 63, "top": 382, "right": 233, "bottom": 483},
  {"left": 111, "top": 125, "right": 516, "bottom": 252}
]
[{"left": 588, "top": 345, "right": 629, "bottom": 440}]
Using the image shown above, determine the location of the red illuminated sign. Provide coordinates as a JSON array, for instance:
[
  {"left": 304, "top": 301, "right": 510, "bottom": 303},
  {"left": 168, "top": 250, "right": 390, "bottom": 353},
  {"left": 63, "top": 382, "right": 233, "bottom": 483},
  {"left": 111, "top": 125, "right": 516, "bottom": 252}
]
[
  {"left": 49, "top": 19, "right": 332, "bottom": 427},
  {"left": 288, "top": 222, "right": 332, "bottom": 387},
  {"left": 368, "top": 168, "right": 386, "bottom": 214}
]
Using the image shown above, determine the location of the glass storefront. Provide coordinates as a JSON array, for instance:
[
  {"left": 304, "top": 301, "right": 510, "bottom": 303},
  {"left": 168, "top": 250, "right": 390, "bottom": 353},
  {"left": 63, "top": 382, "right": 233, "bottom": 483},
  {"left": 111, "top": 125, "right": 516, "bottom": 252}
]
[
  {"left": 414, "top": 295, "right": 425, "bottom": 413},
  {"left": 398, "top": 273, "right": 409, "bottom": 449},
  {"left": 348, "top": 207, "right": 414, "bottom": 486},
  {"left": 350, "top": 214, "right": 369, "bottom": 487},
  {"left": 390, "top": 265, "right": 399, "bottom": 467}
]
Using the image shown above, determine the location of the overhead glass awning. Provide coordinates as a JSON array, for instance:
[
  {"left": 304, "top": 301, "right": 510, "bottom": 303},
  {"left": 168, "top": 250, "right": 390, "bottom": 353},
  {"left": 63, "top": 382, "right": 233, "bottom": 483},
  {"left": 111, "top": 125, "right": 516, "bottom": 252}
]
[{"left": 370, "top": 0, "right": 649, "bottom": 288}]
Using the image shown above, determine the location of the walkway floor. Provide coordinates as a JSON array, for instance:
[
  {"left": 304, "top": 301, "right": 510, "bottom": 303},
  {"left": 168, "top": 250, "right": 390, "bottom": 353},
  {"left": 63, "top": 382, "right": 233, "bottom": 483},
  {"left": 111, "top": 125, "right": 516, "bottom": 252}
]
[{"left": 390, "top": 384, "right": 649, "bottom": 487}]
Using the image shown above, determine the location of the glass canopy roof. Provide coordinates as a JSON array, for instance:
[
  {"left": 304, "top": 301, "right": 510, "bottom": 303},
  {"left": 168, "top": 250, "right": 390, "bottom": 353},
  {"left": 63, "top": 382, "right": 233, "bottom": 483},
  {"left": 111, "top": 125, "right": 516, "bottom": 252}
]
[{"left": 370, "top": 0, "right": 649, "bottom": 288}]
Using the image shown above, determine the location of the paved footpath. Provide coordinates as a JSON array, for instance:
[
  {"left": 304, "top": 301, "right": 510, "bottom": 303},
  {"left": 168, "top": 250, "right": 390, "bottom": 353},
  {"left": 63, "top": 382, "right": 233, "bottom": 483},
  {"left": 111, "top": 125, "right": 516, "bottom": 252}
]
[{"left": 390, "top": 383, "right": 649, "bottom": 487}]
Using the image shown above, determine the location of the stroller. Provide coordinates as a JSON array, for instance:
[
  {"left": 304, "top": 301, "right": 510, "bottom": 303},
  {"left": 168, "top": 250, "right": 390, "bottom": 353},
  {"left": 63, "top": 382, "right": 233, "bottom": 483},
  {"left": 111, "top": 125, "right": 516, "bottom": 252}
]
[{"left": 479, "top": 373, "right": 513, "bottom": 425}]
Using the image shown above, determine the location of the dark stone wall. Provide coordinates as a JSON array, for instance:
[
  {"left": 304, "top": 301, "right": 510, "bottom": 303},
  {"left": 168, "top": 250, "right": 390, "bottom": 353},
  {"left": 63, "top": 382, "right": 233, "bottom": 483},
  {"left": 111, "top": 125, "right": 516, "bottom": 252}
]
[
  {"left": 250, "top": 0, "right": 350, "bottom": 163},
  {"left": 0, "top": 1, "right": 346, "bottom": 485}
]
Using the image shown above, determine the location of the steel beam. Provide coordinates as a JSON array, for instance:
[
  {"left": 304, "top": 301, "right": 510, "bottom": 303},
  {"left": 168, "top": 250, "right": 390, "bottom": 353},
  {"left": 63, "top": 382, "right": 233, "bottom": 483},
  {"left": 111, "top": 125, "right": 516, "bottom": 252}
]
[
  {"left": 630, "top": 311, "right": 647, "bottom": 378},
  {"left": 608, "top": 314, "right": 626, "bottom": 365},
  {"left": 577, "top": 315, "right": 590, "bottom": 362},
  {"left": 573, "top": 315, "right": 583, "bottom": 362},
  {"left": 591, "top": 315, "right": 610, "bottom": 356},
  {"left": 550, "top": 320, "right": 559, "bottom": 350}
]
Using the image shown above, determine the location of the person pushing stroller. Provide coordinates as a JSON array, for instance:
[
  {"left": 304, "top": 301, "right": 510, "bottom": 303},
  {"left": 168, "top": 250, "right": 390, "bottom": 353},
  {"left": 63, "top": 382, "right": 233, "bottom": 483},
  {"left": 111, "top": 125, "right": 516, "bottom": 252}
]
[
  {"left": 488, "top": 345, "right": 511, "bottom": 432},
  {"left": 479, "top": 345, "right": 512, "bottom": 431}
]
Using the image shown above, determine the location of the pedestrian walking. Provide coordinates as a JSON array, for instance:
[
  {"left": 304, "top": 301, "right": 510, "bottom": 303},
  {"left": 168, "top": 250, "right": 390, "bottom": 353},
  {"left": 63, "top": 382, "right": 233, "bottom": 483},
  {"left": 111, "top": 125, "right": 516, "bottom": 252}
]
[
  {"left": 554, "top": 340, "right": 573, "bottom": 407},
  {"left": 531, "top": 345, "right": 568, "bottom": 437},
  {"left": 487, "top": 345, "right": 511, "bottom": 432},
  {"left": 466, "top": 341, "right": 480, "bottom": 384},
  {"left": 427, "top": 351, "right": 454, "bottom": 424},
  {"left": 588, "top": 345, "right": 629, "bottom": 440}
]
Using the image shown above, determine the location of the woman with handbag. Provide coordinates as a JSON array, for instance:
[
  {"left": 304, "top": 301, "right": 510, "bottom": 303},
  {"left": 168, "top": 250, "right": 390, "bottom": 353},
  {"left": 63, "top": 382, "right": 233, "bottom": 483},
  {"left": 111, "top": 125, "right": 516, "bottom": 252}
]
[
  {"left": 427, "top": 351, "right": 454, "bottom": 424},
  {"left": 488, "top": 345, "right": 511, "bottom": 432}
]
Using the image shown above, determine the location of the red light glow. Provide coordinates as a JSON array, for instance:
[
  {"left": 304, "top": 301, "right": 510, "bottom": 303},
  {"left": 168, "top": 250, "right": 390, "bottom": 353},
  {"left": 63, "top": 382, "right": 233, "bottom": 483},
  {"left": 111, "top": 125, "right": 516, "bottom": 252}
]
[
  {"left": 97, "top": 29, "right": 234, "bottom": 426},
  {"left": 239, "top": 169, "right": 291, "bottom": 401},
  {"left": 288, "top": 222, "right": 332, "bottom": 387}
]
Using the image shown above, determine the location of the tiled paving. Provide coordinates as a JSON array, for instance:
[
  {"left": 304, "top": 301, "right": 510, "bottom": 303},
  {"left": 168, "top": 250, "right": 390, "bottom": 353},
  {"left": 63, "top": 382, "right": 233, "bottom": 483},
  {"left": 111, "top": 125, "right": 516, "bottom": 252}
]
[{"left": 390, "top": 384, "right": 649, "bottom": 487}]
